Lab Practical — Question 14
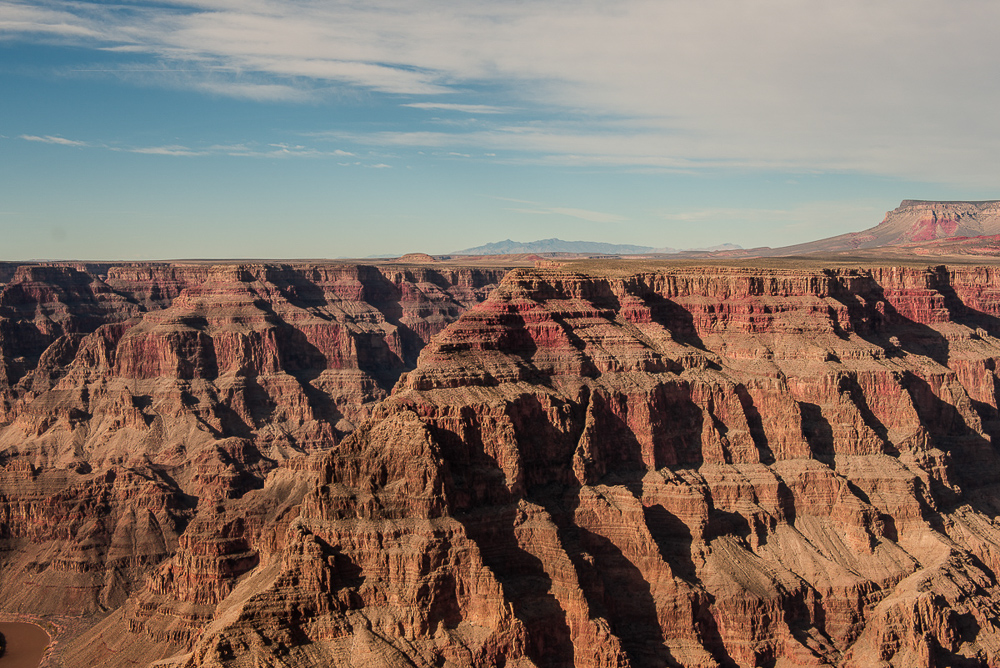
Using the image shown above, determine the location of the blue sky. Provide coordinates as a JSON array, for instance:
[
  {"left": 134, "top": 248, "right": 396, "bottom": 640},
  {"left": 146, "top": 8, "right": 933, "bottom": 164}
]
[{"left": 2, "top": 0, "right": 999, "bottom": 260}]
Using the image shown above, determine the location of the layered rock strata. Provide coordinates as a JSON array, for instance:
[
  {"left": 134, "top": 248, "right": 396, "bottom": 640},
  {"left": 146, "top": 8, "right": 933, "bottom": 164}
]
[
  {"left": 181, "top": 263, "right": 1000, "bottom": 668},
  {"left": 774, "top": 200, "right": 1000, "bottom": 255},
  {"left": 0, "top": 262, "right": 504, "bottom": 657},
  {"left": 11, "top": 261, "right": 1000, "bottom": 667}
]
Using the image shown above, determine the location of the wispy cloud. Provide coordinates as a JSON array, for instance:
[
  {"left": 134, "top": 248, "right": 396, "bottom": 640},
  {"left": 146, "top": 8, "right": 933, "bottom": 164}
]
[
  {"left": 315, "top": 124, "right": 731, "bottom": 170},
  {"left": 19, "top": 134, "right": 89, "bottom": 146},
  {"left": 190, "top": 80, "right": 314, "bottom": 102},
  {"left": 0, "top": 3, "right": 100, "bottom": 37},
  {"left": 19, "top": 134, "right": 360, "bottom": 159},
  {"left": 126, "top": 144, "right": 204, "bottom": 156},
  {"left": 403, "top": 103, "right": 510, "bottom": 114},
  {"left": 6, "top": 0, "right": 1000, "bottom": 183},
  {"left": 123, "top": 142, "right": 358, "bottom": 158}
]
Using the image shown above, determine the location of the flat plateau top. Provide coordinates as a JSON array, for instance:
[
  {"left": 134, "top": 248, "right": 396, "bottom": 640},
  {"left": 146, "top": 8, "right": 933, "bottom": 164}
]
[
  {"left": 142, "top": 252, "right": 1000, "bottom": 270},
  {"left": 7, "top": 251, "right": 1000, "bottom": 273},
  {"left": 560, "top": 253, "right": 1000, "bottom": 273}
]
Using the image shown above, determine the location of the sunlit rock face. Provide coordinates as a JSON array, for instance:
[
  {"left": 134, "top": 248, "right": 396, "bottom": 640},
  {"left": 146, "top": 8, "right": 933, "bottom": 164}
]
[
  {"left": 9, "top": 260, "right": 1000, "bottom": 667},
  {"left": 775, "top": 199, "right": 1000, "bottom": 255},
  {"left": 0, "top": 261, "right": 505, "bottom": 661}
]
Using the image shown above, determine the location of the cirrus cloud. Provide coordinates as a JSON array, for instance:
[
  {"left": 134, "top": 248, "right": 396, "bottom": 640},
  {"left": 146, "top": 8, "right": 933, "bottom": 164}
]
[
  {"left": 4, "top": 0, "right": 1000, "bottom": 185},
  {"left": 19, "top": 134, "right": 89, "bottom": 146}
]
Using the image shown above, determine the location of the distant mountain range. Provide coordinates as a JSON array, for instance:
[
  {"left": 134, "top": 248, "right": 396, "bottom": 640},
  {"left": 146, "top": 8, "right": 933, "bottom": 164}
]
[
  {"left": 451, "top": 238, "right": 742, "bottom": 255},
  {"left": 391, "top": 200, "right": 1000, "bottom": 261}
]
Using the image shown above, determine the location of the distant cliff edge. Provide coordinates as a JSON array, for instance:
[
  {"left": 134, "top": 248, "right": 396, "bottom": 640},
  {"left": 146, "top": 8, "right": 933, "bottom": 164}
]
[{"left": 772, "top": 198, "right": 1000, "bottom": 255}]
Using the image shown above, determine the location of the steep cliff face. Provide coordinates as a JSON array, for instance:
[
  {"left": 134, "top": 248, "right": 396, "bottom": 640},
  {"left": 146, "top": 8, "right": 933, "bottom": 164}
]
[
  {"left": 10, "top": 260, "right": 1000, "bottom": 667},
  {"left": 0, "top": 262, "right": 505, "bottom": 637},
  {"left": 177, "top": 263, "right": 1000, "bottom": 668}
]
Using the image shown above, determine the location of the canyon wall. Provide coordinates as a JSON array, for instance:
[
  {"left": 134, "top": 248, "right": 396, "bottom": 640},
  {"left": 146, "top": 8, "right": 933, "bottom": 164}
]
[
  {"left": 7, "top": 261, "right": 1000, "bottom": 667},
  {"left": 0, "top": 262, "right": 505, "bottom": 662}
]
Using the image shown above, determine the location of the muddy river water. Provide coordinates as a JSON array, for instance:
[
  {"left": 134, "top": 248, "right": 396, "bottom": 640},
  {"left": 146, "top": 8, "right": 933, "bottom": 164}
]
[{"left": 0, "top": 623, "right": 49, "bottom": 668}]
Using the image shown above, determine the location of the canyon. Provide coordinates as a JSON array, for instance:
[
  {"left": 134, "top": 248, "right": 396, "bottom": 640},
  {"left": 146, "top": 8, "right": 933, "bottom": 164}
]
[{"left": 6, "top": 256, "right": 1000, "bottom": 666}]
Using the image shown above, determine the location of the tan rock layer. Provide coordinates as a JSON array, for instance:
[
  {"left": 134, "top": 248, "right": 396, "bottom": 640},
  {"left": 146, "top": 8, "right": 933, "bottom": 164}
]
[
  {"left": 9, "top": 262, "right": 1000, "bottom": 667},
  {"left": 187, "top": 264, "right": 1000, "bottom": 668},
  {"left": 0, "top": 262, "right": 504, "bottom": 645}
]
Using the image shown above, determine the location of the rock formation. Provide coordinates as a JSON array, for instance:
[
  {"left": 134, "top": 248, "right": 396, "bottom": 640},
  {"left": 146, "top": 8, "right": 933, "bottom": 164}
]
[
  {"left": 8, "top": 259, "right": 1000, "bottom": 667},
  {"left": 774, "top": 200, "right": 1000, "bottom": 255},
  {"left": 0, "top": 262, "right": 505, "bottom": 662}
]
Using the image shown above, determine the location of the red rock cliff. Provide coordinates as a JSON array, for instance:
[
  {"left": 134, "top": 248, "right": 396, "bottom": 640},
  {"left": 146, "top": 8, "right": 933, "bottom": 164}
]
[
  {"left": 10, "top": 261, "right": 1000, "bottom": 668},
  {"left": 0, "top": 262, "right": 505, "bottom": 655},
  {"left": 181, "top": 263, "right": 1000, "bottom": 668}
]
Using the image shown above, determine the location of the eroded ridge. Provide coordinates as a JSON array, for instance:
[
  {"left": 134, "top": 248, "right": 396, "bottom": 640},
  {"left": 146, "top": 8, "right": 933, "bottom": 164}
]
[
  {"left": 0, "top": 262, "right": 505, "bottom": 663},
  {"left": 184, "top": 264, "right": 1000, "bottom": 668}
]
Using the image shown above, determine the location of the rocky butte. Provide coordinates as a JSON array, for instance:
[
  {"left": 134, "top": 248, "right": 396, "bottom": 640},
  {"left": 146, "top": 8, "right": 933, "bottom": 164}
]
[
  {"left": 7, "top": 247, "right": 1000, "bottom": 665},
  {"left": 770, "top": 199, "right": 1000, "bottom": 256}
]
